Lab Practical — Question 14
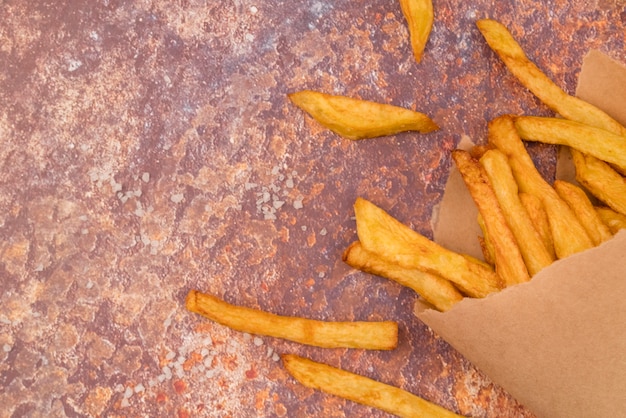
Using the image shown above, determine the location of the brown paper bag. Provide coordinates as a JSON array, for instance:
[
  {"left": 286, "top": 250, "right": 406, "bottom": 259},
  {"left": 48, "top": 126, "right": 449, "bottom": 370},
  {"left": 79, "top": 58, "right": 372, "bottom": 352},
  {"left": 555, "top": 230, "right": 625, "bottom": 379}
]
[{"left": 418, "top": 50, "right": 626, "bottom": 418}]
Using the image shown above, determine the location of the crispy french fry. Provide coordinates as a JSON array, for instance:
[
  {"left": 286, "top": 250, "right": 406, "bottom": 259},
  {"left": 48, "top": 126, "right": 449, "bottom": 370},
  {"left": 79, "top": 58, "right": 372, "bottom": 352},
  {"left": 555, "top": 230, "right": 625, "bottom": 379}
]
[
  {"left": 288, "top": 90, "right": 439, "bottom": 140},
  {"left": 480, "top": 149, "right": 555, "bottom": 275},
  {"left": 282, "top": 354, "right": 463, "bottom": 418},
  {"left": 595, "top": 207, "right": 626, "bottom": 234},
  {"left": 572, "top": 150, "right": 626, "bottom": 216},
  {"left": 476, "top": 213, "right": 496, "bottom": 267},
  {"left": 398, "top": 0, "right": 434, "bottom": 63},
  {"left": 354, "top": 197, "right": 503, "bottom": 298},
  {"left": 514, "top": 116, "right": 626, "bottom": 173},
  {"left": 343, "top": 241, "right": 463, "bottom": 311},
  {"left": 553, "top": 180, "right": 613, "bottom": 245},
  {"left": 519, "top": 192, "right": 555, "bottom": 259},
  {"left": 488, "top": 115, "right": 593, "bottom": 259},
  {"left": 476, "top": 19, "right": 626, "bottom": 136},
  {"left": 452, "top": 149, "right": 530, "bottom": 285},
  {"left": 185, "top": 290, "right": 397, "bottom": 350}
]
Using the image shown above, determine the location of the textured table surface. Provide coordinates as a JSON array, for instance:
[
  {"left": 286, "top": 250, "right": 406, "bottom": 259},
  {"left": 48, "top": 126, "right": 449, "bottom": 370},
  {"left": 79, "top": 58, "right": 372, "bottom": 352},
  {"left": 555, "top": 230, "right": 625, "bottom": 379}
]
[{"left": 1, "top": 1, "right": 625, "bottom": 417}]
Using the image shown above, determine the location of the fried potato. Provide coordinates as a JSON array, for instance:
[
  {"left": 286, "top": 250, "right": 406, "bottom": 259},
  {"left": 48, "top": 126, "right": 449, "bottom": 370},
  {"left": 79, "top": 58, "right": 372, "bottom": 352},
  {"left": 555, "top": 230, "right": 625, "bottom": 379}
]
[
  {"left": 288, "top": 90, "right": 439, "bottom": 140},
  {"left": 282, "top": 354, "right": 464, "bottom": 418},
  {"left": 398, "top": 0, "right": 434, "bottom": 63},
  {"left": 487, "top": 115, "right": 594, "bottom": 259},
  {"left": 480, "top": 149, "right": 555, "bottom": 276},
  {"left": 476, "top": 213, "right": 496, "bottom": 266},
  {"left": 595, "top": 207, "right": 626, "bottom": 234},
  {"left": 452, "top": 149, "right": 530, "bottom": 285},
  {"left": 572, "top": 150, "right": 626, "bottom": 216},
  {"left": 353, "top": 197, "right": 503, "bottom": 298},
  {"left": 553, "top": 180, "right": 613, "bottom": 245},
  {"left": 343, "top": 241, "right": 463, "bottom": 312},
  {"left": 476, "top": 18, "right": 626, "bottom": 136},
  {"left": 514, "top": 116, "right": 626, "bottom": 173},
  {"left": 519, "top": 192, "right": 555, "bottom": 259},
  {"left": 185, "top": 290, "right": 398, "bottom": 350}
]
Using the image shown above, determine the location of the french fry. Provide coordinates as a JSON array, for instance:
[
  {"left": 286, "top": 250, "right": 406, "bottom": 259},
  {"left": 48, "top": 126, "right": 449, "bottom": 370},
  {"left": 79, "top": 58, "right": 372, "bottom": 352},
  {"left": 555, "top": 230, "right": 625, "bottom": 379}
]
[
  {"left": 514, "top": 116, "right": 626, "bottom": 173},
  {"left": 452, "top": 149, "right": 530, "bottom": 285},
  {"left": 288, "top": 90, "right": 439, "bottom": 140},
  {"left": 553, "top": 180, "right": 613, "bottom": 245},
  {"left": 398, "top": 0, "right": 434, "bottom": 63},
  {"left": 185, "top": 290, "right": 398, "bottom": 350},
  {"left": 595, "top": 207, "right": 626, "bottom": 234},
  {"left": 354, "top": 197, "right": 503, "bottom": 298},
  {"left": 476, "top": 213, "right": 496, "bottom": 266},
  {"left": 343, "top": 241, "right": 463, "bottom": 312},
  {"left": 519, "top": 192, "right": 555, "bottom": 259},
  {"left": 487, "top": 115, "right": 594, "bottom": 259},
  {"left": 572, "top": 150, "right": 626, "bottom": 216},
  {"left": 282, "top": 354, "right": 464, "bottom": 418},
  {"left": 480, "top": 149, "right": 555, "bottom": 276}
]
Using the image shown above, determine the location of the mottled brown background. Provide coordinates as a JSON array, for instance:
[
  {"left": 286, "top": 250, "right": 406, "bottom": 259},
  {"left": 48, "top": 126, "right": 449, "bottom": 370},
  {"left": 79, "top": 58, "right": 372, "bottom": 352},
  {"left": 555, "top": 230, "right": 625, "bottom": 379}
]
[{"left": 1, "top": 0, "right": 624, "bottom": 417}]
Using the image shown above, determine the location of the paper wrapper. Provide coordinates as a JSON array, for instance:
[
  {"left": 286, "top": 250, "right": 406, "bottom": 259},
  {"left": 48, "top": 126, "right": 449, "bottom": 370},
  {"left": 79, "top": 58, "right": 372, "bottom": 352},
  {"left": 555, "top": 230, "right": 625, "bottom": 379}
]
[{"left": 418, "top": 50, "right": 626, "bottom": 418}]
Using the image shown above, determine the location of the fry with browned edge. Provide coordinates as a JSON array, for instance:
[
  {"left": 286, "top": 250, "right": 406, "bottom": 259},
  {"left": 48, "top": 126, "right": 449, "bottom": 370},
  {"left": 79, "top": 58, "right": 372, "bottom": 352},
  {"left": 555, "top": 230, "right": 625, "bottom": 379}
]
[
  {"left": 185, "top": 290, "right": 398, "bottom": 350},
  {"left": 572, "top": 151, "right": 626, "bottom": 216},
  {"left": 399, "top": 0, "right": 434, "bottom": 63},
  {"left": 282, "top": 354, "right": 464, "bottom": 418}
]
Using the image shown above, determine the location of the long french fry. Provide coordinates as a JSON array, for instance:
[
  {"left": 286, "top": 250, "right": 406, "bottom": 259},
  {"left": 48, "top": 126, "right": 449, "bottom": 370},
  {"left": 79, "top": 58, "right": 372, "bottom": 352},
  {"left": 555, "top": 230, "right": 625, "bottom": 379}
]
[
  {"left": 480, "top": 149, "right": 555, "bottom": 276},
  {"left": 282, "top": 354, "right": 463, "bottom": 418},
  {"left": 572, "top": 150, "right": 626, "bottom": 216},
  {"left": 343, "top": 241, "right": 463, "bottom": 311},
  {"left": 514, "top": 116, "right": 626, "bottom": 173},
  {"left": 288, "top": 90, "right": 439, "bottom": 140},
  {"left": 553, "top": 180, "right": 613, "bottom": 245},
  {"left": 452, "top": 149, "right": 530, "bottom": 285},
  {"left": 354, "top": 197, "right": 503, "bottom": 298},
  {"left": 519, "top": 192, "right": 555, "bottom": 259},
  {"left": 185, "top": 290, "right": 398, "bottom": 350},
  {"left": 488, "top": 115, "right": 594, "bottom": 259},
  {"left": 399, "top": 0, "right": 434, "bottom": 63}
]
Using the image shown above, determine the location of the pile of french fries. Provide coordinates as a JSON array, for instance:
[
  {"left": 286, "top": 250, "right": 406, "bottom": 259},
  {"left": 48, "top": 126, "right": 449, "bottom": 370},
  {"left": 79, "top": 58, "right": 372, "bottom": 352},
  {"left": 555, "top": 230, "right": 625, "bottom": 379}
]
[{"left": 185, "top": 9, "right": 626, "bottom": 418}]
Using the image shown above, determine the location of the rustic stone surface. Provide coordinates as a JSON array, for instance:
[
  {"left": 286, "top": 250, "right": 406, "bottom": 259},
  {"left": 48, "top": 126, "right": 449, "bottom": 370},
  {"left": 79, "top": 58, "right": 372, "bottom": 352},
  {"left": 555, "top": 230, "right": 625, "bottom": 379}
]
[{"left": 1, "top": 1, "right": 624, "bottom": 416}]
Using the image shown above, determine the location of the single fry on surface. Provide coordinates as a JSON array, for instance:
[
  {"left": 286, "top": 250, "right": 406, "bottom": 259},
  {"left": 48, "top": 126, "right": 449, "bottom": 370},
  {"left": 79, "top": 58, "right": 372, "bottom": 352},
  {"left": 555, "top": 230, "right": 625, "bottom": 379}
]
[
  {"left": 452, "top": 149, "right": 530, "bottom": 286},
  {"left": 185, "top": 290, "right": 398, "bottom": 350},
  {"left": 288, "top": 90, "right": 439, "bottom": 140},
  {"left": 398, "top": 0, "right": 434, "bottom": 63},
  {"left": 487, "top": 115, "right": 594, "bottom": 259},
  {"left": 282, "top": 354, "right": 464, "bottom": 418},
  {"left": 343, "top": 241, "right": 463, "bottom": 312},
  {"left": 353, "top": 197, "right": 503, "bottom": 298}
]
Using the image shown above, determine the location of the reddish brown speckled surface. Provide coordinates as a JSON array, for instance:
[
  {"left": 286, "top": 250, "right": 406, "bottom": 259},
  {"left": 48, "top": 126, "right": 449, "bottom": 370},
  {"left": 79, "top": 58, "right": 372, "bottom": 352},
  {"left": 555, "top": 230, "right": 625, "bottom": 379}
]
[{"left": 1, "top": 1, "right": 624, "bottom": 417}]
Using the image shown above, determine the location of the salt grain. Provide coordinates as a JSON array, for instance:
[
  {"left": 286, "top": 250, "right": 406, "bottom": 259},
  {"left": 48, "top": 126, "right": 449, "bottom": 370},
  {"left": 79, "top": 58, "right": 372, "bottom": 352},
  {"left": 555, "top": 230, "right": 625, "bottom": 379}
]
[
  {"left": 170, "top": 193, "right": 184, "bottom": 203},
  {"left": 142, "top": 172, "right": 150, "bottom": 183},
  {"left": 253, "top": 337, "right": 263, "bottom": 346}
]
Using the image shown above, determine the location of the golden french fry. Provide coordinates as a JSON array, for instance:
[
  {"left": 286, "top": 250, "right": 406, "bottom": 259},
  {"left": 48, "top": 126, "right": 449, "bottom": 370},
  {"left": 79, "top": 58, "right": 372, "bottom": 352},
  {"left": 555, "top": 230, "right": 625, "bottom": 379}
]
[
  {"left": 185, "top": 290, "right": 398, "bottom": 350},
  {"left": 553, "top": 180, "right": 613, "bottom": 245},
  {"left": 399, "top": 0, "right": 434, "bottom": 63},
  {"left": 476, "top": 18, "right": 626, "bottom": 136},
  {"left": 452, "top": 149, "right": 530, "bottom": 285},
  {"left": 488, "top": 115, "right": 593, "bottom": 259},
  {"left": 572, "top": 150, "right": 626, "bottom": 216},
  {"left": 282, "top": 354, "right": 464, "bottom": 418},
  {"left": 343, "top": 241, "right": 463, "bottom": 312},
  {"left": 480, "top": 149, "right": 555, "bottom": 275},
  {"left": 514, "top": 116, "right": 626, "bottom": 173},
  {"left": 595, "top": 207, "right": 626, "bottom": 234},
  {"left": 476, "top": 213, "right": 496, "bottom": 267},
  {"left": 519, "top": 192, "right": 555, "bottom": 259},
  {"left": 288, "top": 90, "right": 439, "bottom": 140},
  {"left": 353, "top": 197, "right": 503, "bottom": 298}
]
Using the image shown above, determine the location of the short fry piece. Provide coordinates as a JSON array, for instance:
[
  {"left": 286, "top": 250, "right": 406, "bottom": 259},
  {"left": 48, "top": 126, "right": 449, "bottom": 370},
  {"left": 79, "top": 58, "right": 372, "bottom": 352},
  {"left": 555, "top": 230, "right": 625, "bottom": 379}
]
[
  {"left": 343, "top": 241, "right": 463, "bottom": 312},
  {"left": 514, "top": 116, "right": 626, "bottom": 173},
  {"left": 282, "top": 354, "right": 463, "bottom": 418},
  {"left": 480, "top": 149, "right": 555, "bottom": 276},
  {"left": 596, "top": 207, "right": 626, "bottom": 234},
  {"left": 288, "top": 90, "right": 439, "bottom": 140},
  {"left": 452, "top": 149, "right": 530, "bottom": 285},
  {"left": 519, "top": 192, "right": 555, "bottom": 259},
  {"left": 553, "top": 180, "right": 613, "bottom": 245},
  {"left": 572, "top": 150, "right": 626, "bottom": 216},
  {"left": 488, "top": 115, "right": 593, "bottom": 259},
  {"left": 399, "top": 0, "right": 434, "bottom": 63},
  {"left": 354, "top": 197, "right": 503, "bottom": 298},
  {"left": 185, "top": 290, "right": 398, "bottom": 350}
]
